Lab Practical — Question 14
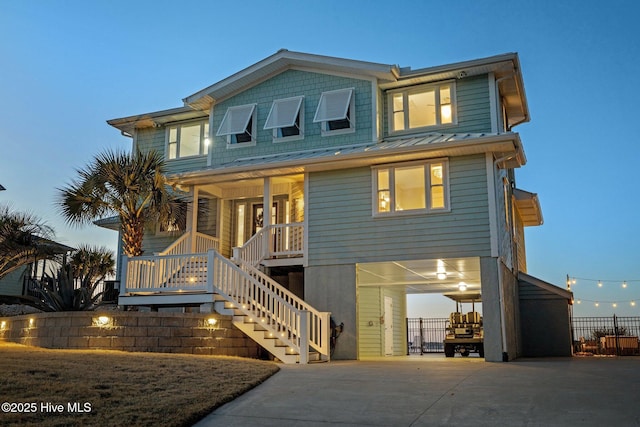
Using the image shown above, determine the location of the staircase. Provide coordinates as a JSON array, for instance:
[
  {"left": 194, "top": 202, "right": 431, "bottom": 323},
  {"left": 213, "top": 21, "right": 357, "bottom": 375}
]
[{"left": 121, "top": 225, "right": 330, "bottom": 364}]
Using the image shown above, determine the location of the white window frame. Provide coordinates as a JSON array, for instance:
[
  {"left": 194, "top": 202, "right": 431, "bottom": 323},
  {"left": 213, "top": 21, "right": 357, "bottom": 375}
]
[
  {"left": 313, "top": 88, "right": 355, "bottom": 136},
  {"left": 372, "top": 159, "right": 450, "bottom": 216},
  {"left": 264, "top": 95, "right": 304, "bottom": 142},
  {"left": 216, "top": 103, "right": 257, "bottom": 147},
  {"left": 166, "top": 120, "right": 210, "bottom": 160},
  {"left": 388, "top": 81, "right": 456, "bottom": 134}
]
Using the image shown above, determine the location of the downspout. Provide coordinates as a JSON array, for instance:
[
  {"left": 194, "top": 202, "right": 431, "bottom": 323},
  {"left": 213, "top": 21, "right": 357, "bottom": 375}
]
[{"left": 493, "top": 154, "right": 515, "bottom": 361}]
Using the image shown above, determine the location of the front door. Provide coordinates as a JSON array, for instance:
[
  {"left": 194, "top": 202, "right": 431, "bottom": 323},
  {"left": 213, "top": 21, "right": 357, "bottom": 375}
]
[
  {"left": 384, "top": 296, "right": 394, "bottom": 356},
  {"left": 252, "top": 203, "right": 277, "bottom": 235}
]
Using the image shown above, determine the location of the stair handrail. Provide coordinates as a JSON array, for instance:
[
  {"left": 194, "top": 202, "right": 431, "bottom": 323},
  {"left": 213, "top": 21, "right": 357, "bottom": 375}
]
[
  {"left": 158, "top": 230, "right": 219, "bottom": 256},
  {"left": 235, "top": 258, "right": 330, "bottom": 357},
  {"left": 208, "top": 250, "right": 308, "bottom": 357},
  {"left": 233, "top": 227, "right": 268, "bottom": 266},
  {"left": 157, "top": 232, "right": 190, "bottom": 256}
]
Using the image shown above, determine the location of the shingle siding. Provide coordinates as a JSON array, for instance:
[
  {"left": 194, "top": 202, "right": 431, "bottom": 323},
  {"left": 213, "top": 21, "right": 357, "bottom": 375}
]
[{"left": 209, "top": 70, "right": 374, "bottom": 167}]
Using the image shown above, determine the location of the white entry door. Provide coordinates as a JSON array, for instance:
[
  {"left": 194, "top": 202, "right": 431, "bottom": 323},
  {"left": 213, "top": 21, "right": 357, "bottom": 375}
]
[{"left": 384, "top": 296, "right": 393, "bottom": 356}]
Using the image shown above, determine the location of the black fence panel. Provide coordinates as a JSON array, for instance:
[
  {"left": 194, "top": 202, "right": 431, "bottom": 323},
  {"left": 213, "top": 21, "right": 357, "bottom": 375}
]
[
  {"left": 573, "top": 316, "right": 640, "bottom": 356},
  {"left": 406, "top": 318, "right": 448, "bottom": 354}
]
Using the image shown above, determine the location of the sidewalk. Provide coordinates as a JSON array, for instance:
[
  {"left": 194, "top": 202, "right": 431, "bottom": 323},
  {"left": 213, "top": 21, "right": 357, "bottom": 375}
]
[{"left": 195, "top": 355, "right": 640, "bottom": 426}]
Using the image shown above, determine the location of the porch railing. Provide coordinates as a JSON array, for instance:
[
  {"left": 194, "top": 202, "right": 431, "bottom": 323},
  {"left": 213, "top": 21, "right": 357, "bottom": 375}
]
[
  {"left": 233, "top": 222, "right": 304, "bottom": 266},
  {"left": 123, "top": 253, "right": 210, "bottom": 292}
]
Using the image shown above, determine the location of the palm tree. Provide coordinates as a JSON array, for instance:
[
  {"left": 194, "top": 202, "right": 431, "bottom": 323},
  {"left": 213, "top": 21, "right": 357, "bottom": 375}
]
[
  {"left": 70, "top": 244, "right": 116, "bottom": 288},
  {"left": 58, "top": 150, "right": 184, "bottom": 257},
  {"left": 0, "top": 205, "right": 57, "bottom": 280}
]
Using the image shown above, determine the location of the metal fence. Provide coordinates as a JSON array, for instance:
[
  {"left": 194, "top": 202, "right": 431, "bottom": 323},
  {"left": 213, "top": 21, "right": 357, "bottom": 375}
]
[
  {"left": 408, "top": 316, "right": 640, "bottom": 357},
  {"left": 572, "top": 316, "right": 640, "bottom": 356},
  {"left": 406, "top": 318, "right": 448, "bottom": 354}
]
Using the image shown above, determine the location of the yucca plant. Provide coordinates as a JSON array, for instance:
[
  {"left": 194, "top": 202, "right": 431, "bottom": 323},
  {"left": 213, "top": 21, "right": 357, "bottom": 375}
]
[{"left": 29, "top": 245, "right": 115, "bottom": 312}]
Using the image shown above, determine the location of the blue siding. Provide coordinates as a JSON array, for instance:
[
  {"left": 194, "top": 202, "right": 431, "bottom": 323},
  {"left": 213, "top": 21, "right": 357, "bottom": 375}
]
[
  {"left": 210, "top": 70, "right": 374, "bottom": 167},
  {"left": 307, "top": 154, "right": 491, "bottom": 266}
]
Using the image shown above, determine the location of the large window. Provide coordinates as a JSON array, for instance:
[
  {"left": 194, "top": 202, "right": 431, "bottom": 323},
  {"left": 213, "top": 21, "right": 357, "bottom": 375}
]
[
  {"left": 389, "top": 82, "right": 455, "bottom": 133},
  {"left": 167, "top": 121, "right": 209, "bottom": 160},
  {"left": 264, "top": 96, "right": 304, "bottom": 141},
  {"left": 373, "top": 160, "right": 449, "bottom": 215},
  {"left": 313, "top": 88, "right": 355, "bottom": 136},
  {"left": 216, "top": 104, "right": 257, "bottom": 146}
]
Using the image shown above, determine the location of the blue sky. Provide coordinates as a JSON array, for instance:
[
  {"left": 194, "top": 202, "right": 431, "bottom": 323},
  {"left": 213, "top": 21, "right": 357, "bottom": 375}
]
[{"left": 1, "top": 1, "right": 638, "bottom": 316}]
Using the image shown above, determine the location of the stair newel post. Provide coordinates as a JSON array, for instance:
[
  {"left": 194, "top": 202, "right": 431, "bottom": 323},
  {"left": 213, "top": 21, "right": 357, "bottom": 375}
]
[
  {"left": 120, "top": 255, "right": 128, "bottom": 294},
  {"left": 299, "top": 310, "right": 310, "bottom": 364},
  {"left": 321, "top": 311, "right": 331, "bottom": 361},
  {"left": 207, "top": 250, "right": 215, "bottom": 294}
]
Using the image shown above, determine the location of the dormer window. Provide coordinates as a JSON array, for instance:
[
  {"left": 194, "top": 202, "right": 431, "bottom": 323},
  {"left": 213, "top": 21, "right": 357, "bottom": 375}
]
[
  {"left": 389, "top": 82, "right": 455, "bottom": 133},
  {"left": 216, "top": 104, "right": 257, "bottom": 147},
  {"left": 264, "top": 96, "right": 304, "bottom": 141},
  {"left": 313, "top": 88, "right": 355, "bottom": 136},
  {"left": 167, "top": 121, "right": 209, "bottom": 160}
]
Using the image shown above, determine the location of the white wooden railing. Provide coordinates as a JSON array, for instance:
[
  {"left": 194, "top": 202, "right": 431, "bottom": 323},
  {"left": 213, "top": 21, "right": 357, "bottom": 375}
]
[
  {"left": 121, "top": 223, "right": 328, "bottom": 362},
  {"left": 124, "top": 253, "right": 209, "bottom": 292},
  {"left": 233, "top": 223, "right": 304, "bottom": 266},
  {"left": 158, "top": 231, "right": 219, "bottom": 256},
  {"left": 236, "top": 258, "right": 330, "bottom": 357},
  {"left": 122, "top": 249, "right": 329, "bottom": 362}
]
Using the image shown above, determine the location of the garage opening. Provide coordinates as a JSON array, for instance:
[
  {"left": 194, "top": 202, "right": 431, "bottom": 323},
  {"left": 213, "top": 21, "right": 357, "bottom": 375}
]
[{"left": 356, "top": 257, "right": 483, "bottom": 359}]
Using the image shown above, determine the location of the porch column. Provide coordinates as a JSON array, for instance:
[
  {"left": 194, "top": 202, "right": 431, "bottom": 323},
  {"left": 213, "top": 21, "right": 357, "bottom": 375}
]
[
  {"left": 190, "top": 186, "right": 199, "bottom": 253},
  {"left": 263, "top": 177, "right": 273, "bottom": 257}
]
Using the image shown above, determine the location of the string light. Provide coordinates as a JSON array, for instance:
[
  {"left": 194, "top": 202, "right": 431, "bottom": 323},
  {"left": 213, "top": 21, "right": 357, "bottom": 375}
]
[{"left": 567, "top": 274, "right": 640, "bottom": 309}]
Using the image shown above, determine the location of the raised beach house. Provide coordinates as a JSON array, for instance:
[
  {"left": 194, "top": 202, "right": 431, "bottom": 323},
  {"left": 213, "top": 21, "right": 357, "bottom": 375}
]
[{"left": 104, "top": 50, "right": 572, "bottom": 363}]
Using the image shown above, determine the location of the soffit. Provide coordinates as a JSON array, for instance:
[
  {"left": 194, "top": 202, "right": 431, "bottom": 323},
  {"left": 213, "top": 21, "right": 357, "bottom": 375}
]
[
  {"left": 357, "top": 257, "right": 482, "bottom": 296},
  {"left": 513, "top": 188, "right": 544, "bottom": 226}
]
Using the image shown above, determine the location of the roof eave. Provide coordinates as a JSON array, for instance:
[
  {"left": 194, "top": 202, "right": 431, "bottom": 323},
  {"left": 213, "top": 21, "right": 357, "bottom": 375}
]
[
  {"left": 107, "top": 106, "right": 209, "bottom": 134},
  {"left": 168, "top": 133, "right": 525, "bottom": 186}
]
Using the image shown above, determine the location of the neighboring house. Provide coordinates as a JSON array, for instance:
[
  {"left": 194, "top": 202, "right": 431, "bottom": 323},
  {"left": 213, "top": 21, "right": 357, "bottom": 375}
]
[
  {"left": 0, "top": 238, "right": 75, "bottom": 301},
  {"left": 105, "top": 50, "right": 572, "bottom": 363}
]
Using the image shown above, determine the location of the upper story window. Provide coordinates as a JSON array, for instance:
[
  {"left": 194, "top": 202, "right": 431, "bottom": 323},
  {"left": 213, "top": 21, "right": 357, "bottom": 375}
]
[
  {"left": 167, "top": 121, "right": 209, "bottom": 160},
  {"left": 313, "top": 88, "right": 355, "bottom": 136},
  {"left": 216, "top": 104, "right": 257, "bottom": 147},
  {"left": 389, "top": 82, "right": 455, "bottom": 133},
  {"left": 373, "top": 159, "right": 449, "bottom": 216},
  {"left": 264, "top": 96, "right": 304, "bottom": 141}
]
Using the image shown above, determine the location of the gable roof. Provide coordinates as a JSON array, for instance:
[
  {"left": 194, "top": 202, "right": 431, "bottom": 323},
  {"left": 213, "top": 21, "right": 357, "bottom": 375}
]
[
  {"left": 107, "top": 50, "right": 529, "bottom": 134},
  {"left": 182, "top": 49, "right": 400, "bottom": 110}
]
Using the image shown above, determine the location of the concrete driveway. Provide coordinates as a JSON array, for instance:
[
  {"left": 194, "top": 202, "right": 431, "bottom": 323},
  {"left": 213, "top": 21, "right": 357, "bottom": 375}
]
[{"left": 195, "top": 355, "right": 640, "bottom": 426}]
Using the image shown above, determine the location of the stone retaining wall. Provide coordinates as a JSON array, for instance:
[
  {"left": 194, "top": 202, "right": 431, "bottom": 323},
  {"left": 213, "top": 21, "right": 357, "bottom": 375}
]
[{"left": 0, "top": 311, "right": 261, "bottom": 358}]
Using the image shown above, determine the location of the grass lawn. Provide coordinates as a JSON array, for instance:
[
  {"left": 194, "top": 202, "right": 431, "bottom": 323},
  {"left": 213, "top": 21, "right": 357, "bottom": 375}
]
[{"left": 0, "top": 341, "right": 279, "bottom": 427}]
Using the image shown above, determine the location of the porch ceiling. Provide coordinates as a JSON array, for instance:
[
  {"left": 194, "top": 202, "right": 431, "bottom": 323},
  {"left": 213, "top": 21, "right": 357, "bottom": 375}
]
[{"left": 357, "top": 257, "right": 481, "bottom": 295}]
